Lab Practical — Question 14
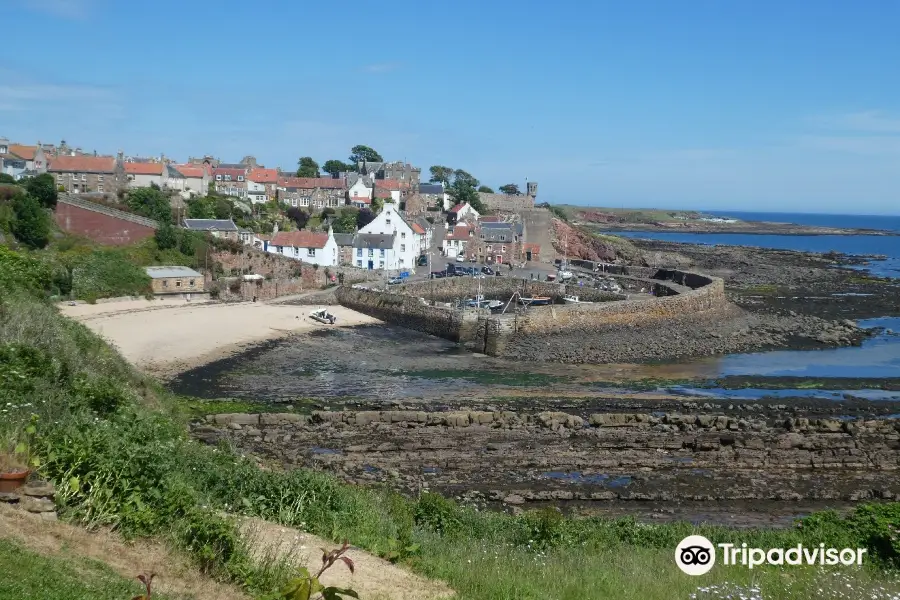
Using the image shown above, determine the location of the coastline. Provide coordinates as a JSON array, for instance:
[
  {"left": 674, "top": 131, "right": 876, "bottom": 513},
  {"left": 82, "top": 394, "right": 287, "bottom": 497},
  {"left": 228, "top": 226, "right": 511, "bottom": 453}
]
[{"left": 59, "top": 299, "right": 381, "bottom": 380}]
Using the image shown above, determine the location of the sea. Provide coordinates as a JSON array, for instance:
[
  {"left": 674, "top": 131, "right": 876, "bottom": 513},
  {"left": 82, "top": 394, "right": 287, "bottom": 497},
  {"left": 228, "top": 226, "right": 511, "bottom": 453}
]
[{"left": 613, "top": 211, "right": 900, "bottom": 278}]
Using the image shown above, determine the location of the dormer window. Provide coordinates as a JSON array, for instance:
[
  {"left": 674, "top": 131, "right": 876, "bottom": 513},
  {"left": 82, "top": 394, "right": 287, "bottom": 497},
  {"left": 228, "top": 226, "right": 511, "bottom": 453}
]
[
  {"left": 237, "top": 175, "right": 244, "bottom": 181},
  {"left": 224, "top": 174, "right": 231, "bottom": 181}
]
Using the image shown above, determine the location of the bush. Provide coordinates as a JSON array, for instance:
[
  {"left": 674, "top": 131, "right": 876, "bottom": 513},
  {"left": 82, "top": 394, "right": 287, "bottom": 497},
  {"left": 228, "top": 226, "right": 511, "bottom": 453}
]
[
  {"left": 70, "top": 249, "right": 152, "bottom": 300},
  {"left": 154, "top": 223, "right": 178, "bottom": 250},
  {"left": 414, "top": 493, "right": 462, "bottom": 536},
  {"left": 11, "top": 192, "right": 51, "bottom": 249},
  {"left": 0, "top": 246, "right": 52, "bottom": 295}
]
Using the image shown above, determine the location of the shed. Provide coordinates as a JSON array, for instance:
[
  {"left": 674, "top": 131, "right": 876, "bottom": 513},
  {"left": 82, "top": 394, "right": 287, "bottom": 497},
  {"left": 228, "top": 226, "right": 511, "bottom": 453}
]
[{"left": 145, "top": 266, "right": 205, "bottom": 295}]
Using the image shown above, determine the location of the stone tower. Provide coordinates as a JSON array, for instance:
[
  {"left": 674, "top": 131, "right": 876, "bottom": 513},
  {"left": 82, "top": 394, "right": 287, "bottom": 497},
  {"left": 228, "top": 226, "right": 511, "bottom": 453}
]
[{"left": 526, "top": 181, "right": 538, "bottom": 198}]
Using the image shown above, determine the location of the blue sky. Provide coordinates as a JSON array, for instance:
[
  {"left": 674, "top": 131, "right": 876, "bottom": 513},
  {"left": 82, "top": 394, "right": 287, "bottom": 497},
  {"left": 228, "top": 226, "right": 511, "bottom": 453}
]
[{"left": 3, "top": 0, "right": 900, "bottom": 215}]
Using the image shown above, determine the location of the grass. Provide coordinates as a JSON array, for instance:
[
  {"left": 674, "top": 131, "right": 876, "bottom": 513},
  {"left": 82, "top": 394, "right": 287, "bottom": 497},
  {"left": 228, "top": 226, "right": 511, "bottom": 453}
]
[
  {"left": 0, "top": 538, "right": 169, "bottom": 600},
  {"left": 3, "top": 244, "right": 900, "bottom": 599}
]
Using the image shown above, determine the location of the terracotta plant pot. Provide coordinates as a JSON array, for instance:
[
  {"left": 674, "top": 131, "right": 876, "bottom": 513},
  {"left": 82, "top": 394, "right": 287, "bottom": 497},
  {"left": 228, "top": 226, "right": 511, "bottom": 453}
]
[{"left": 0, "top": 469, "right": 31, "bottom": 494}]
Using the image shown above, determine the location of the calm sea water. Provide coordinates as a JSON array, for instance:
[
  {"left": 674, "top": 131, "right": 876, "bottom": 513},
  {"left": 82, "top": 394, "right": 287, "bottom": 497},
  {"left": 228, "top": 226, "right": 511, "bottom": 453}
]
[{"left": 613, "top": 211, "right": 900, "bottom": 278}]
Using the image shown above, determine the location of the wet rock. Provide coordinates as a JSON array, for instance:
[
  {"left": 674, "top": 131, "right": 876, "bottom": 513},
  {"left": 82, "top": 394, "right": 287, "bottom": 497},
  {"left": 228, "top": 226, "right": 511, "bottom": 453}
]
[{"left": 503, "top": 494, "right": 526, "bottom": 505}]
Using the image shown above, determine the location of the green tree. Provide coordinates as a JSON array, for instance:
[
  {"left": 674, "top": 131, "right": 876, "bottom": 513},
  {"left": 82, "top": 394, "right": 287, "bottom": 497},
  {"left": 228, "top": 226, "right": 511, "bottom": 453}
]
[
  {"left": 154, "top": 223, "right": 178, "bottom": 250},
  {"left": 186, "top": 197, "right": 216, "bottom": 219},
  {"left": 178, "top": 230, "right": 196, "bottom": 256},
  {"left": 478, "top": 185, "right": 494, "bottom": 193},
  {"left": 349, "top": 145, "right": 383, "bottom": 164},
  {"left": 322, "top": 160, "right": 353, "bottom": 177},
  {"left": 452, "top": 169, "right": 479, "bottom": 189},
  {"left": 371, "top": 196, "right": 384, "bottom": 214},
  {"left": 0, "top": 174, "right": 16, "bottom": 184},
  {"left": 126, "top": 187, "right": 172, "bottom": 223},
  {"left": 213, "top": 197, "right": 233, "bottom": 219},
  {"left": 24, "top": 173, "right": 59, "bottom": 209},
  {"left": 11, "top": 192, "right": 51, "bottom": 249},
  {"left": 356, "top": 208, "right": 375, "bottom": 229},
  {"left": 296, "top": 157, "right": 320, "bottom": 178},
  {"left": 499, "top": 183, "right": 521, "bottom": 195},
  {"left": 428, "top": 166, "right": 454, "bottom": 185},
  {"left": 332, "top": 209, "right": 358, "bottom": 233},
  {"left": 286, "top": 207, "right": 309, "bottom": 229},
  {"left": 449, "top": 179, "right": 486, "bottom": 214}
]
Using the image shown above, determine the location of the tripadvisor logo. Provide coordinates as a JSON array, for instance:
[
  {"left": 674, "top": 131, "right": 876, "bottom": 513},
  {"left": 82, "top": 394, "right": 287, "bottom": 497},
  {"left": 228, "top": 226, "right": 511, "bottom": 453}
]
[{"left": 675, "top": 535, "right": 868, "bottom": 575}]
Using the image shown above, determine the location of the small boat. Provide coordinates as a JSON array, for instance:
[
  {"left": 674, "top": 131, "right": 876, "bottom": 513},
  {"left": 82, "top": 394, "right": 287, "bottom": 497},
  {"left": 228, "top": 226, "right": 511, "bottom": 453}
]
[
  {"left": 562, "top": 295, "right": 593, "bottom": 304},
  {"left": 487, "top": 300, "right": 504, "bottom": 311},
  {"left": 518, "top": 296, "right": 552, "bottom": 306},
  {"left": 309, "top": 308, "right": 336, "bottom": 324},
  {"left": 465, "top": 294, "right": 486, "bottom": 308}
]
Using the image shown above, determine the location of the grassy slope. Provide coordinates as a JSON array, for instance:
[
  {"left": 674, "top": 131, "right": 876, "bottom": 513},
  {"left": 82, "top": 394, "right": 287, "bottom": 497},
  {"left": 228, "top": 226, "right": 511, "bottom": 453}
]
[{"left": 3, "top": 248, "right": 900, "bottom": 599}]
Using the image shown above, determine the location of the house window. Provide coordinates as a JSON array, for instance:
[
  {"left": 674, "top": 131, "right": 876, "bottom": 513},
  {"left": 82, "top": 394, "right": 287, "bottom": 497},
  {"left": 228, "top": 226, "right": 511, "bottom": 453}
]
[
  {"left": 307, "top": 248, "right": 315, "bottom": 257},
  {"left": 225, "top": 175, "right": 231, "bottom": 181},
  {"left": 81, "top": 174, "right": 86, "bottom": 181},
  {"left": 487, "top": 245, "right": 493, "bottom": 252},
  {"left": 501, "top": 245, "right": 507, "bottom": 252},
  {"left": 97, "top": 185, "right": 104, "bottom": 192},
  {"left": 294, "top": 247, "right": 299, "bottom": 256},
  {"left": 357, "top": 260, "right": 362, "bottom": 267},
  {"left": 500, "top": 235, "right": 506, "bottom": 241},
  {"left": 176, "top": 280, "right": 182, "bottom": 287},
  {"left": 162, "top": 280, "right": 168, "bottom": 288},
  {"left": 291, "top": 199, "right": 298, "bottom": 207},
  {"left": 380, "top": 249, "right": 385, "bottom": 257},
  {"left": 480, "top": 234, "right": 485, "bottom": 239},
  {"left": 98, "top": 175, "right": 104, "bottom": 181},
  {"left": 379, "top": 261, "right": 384, "bottom": 268},
  {"left": 216, "top": 175, "right": 222, "bottom": 181},
  {"left": 368, "top": 249, "right": 374, "bottom": 257},
  {"left": 357, "top": 248, "right": 362, "bottom": 257},
  {"left": 238, "top": 175, "right": 244, "bottom": 181},
  {"left": 386, "top": 219, "right": 391, "bottom": 225},
  {"left": 400, "top": 244, "right": 406, "bottom": 252},
  {"left": 401, "top": 232, "right": 405, "bottom": 239},
  {"left": 189, "top": 279, "right": 195, "bottom": 287}
]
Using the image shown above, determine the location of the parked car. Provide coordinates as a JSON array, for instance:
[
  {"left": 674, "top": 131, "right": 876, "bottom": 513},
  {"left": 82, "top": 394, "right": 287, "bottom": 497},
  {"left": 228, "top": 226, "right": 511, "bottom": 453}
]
[
  {"left": 456, "top": 254, "right": 465, "bottom": 263},
  {"left": 430, "top": 271, "right": 445, "bottom": 279},
  {"left": 481, "top": 266, "right": 494, "bottom": 275},
  {"left": 387, "top": 276, "right": 403, "bottom": 285}
]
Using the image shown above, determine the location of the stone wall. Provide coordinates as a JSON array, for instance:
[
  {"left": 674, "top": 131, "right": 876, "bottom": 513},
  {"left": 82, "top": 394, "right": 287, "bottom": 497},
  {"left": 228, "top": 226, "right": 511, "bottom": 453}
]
[
  {"left": 54, "top": 195, "right": 157, "bottom": 245},
  {"left": 336, "top": 269, "right": 728, "bottom": 360},
  {"left": 477, "top": 192, "right": 536, "bottom": 211}
]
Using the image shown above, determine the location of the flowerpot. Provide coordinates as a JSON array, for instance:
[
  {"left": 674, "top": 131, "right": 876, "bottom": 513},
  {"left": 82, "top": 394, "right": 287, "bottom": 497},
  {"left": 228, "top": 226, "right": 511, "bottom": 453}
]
[{"left": 0, "top": 469, "right": 31, "bottom": 494}]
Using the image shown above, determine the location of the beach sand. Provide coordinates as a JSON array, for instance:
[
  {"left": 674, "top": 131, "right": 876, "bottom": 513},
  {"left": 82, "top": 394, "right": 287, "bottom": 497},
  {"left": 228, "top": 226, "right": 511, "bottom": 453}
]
[{"left": 59, "top": 298, "right": 380, "bottom": 378}]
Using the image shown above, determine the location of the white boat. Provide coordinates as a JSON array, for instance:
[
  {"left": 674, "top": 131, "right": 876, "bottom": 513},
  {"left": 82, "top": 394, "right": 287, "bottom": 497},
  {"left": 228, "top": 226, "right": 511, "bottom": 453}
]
[
  {"left": 309, "top": 308, "right": 336, "bottom": 324},
  {"left": 563, "top": 295, "right": 593, "bottom": 304},
  {"left": 487, "top": 300, "right": 504, "bottom": 311}
]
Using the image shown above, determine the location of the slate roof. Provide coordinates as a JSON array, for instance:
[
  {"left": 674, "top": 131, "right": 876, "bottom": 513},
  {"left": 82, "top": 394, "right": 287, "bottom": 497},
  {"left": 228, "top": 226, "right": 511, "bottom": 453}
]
[
  {"left": 418, "top": 183, "right": 444, "bottom": 195},
  {"left": 271, "top": 230, "right": 328, "bottom": 249},
  {"left": 49, "top": 155, "right": 116, "bottom": 173},
  {"left": 145, "top": 266, "right": 202, "bottom": 279},
  {"left": 352, "top": 233, "right": 394, "bottom": 250},
  {"left": 182, "top": 219, "right": 239, "bottom": 231},
  {"left": 333, "top": 233, "right": 355, "bottom": 247}
]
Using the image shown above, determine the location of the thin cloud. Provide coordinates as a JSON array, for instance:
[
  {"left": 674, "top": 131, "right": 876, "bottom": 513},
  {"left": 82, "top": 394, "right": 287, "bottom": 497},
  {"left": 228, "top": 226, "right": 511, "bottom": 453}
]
[
  {"left": 791, "top": 134, "right": 900, "bottom": 156},
  {"left": 807, "top": 110, "right": 900, "bottom": 134},
  {"left": 20, "top": 0, "right": 93, "bottom": 20},
  {"left": 362, "top": 63, "right": 401, "bottom": 74}
]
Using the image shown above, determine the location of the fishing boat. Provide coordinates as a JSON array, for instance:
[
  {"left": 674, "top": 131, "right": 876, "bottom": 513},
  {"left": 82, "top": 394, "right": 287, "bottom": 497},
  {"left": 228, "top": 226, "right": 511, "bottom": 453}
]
[
  {"left": 518, "top": 296, "right": 552, "bottom": 306},
  {"left": 562, "top": 294, "right": 593, "bottom": 304},
  {"left": 487, "top": 299, "right": 505, "bottom": 311},
  {"left": 309, "top": 308, "right": 336, "bottom": 324}
]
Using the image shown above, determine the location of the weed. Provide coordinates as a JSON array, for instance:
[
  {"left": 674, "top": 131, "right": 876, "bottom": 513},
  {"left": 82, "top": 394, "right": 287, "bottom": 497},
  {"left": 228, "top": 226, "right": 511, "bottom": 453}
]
[
  {"left": 131, "top": 572, "right": 156, "bottom": 600},
  {"left": 279, "top": 540, "right": 358, "bottom": 600}
]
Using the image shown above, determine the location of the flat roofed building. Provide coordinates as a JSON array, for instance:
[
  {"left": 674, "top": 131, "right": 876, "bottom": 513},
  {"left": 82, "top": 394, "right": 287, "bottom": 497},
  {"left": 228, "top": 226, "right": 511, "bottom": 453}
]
[{"left": 145, "top": 266, "right": 205, "bottom": 295}]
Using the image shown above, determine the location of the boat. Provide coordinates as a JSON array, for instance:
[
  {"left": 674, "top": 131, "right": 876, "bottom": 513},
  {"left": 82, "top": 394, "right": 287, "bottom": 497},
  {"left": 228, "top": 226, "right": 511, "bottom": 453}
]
[
  {"left": 518, "top": 296, "right": 552, "bottom": 306},
  {"left": 487, "top": 300, "right": 504, "bottom": 311},
  {"left": 309, "top": 308, "right": 336, "bottom": 324},
  {"left": 562, "top": 295, "right": 593, "bottom": 304}
]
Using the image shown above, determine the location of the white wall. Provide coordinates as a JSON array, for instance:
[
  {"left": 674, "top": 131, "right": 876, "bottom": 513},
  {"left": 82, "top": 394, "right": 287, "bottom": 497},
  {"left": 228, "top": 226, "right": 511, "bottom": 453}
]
[
  {"left": 358, "top": 202, "right": 417, "bottom": 269},
  {"left": 128, "top": 173, "right": 164, "bottom": 189}
]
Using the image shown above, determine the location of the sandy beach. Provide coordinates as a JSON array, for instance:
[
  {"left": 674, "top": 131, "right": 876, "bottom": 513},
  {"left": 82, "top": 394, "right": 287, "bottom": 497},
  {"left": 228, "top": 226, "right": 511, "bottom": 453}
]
[{"left": 59, "top": 298, "right": 380, "bottom": 378}]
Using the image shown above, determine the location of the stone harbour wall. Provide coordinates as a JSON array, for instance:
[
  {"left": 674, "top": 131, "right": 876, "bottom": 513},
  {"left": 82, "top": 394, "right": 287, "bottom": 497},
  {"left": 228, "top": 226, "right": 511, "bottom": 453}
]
[{"left": 336, "top": 269, "right": 729, "bottom": 360}]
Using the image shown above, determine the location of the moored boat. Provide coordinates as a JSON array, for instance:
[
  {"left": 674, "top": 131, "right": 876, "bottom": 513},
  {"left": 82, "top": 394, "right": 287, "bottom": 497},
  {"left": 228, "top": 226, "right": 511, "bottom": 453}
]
[
  {"left": 562, "top": 294, "right": 593, "bottom": 304},
  {"left": 518, "top": 296, "right": 552, "bottom": 306},
  {"left": 309, "top": 308, "right": 336, "bottom": 324}
]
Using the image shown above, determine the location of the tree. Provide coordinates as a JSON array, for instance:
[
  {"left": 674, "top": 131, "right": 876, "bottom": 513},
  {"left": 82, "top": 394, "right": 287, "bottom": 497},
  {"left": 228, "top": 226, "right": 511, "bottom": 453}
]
[
  {"left": 178, "top": 230, "right": 196, "bottom": 256},
  {"left": 371, "top": 196, "right": 384, "bottom": 214},
  {"left": 286, "top": 207, "right": 309, "bottom": 229},
  {"left": 349, "top": 145, "right": 383, "bottom": 164},
  {"left": 127, "top": 187, "right": 172, "bottom": 223},
  {"left": 332, "top": 209, "right": 358, "bottom": 233},
  {"left": 322, "top": 159, "right": 353, "bottom": 178},
  {"left": 478, "top": 185, "right": 494, "bottom": 193},
  {"left": 0, "top": 174, "right": 15, "bottom": 184},
  {"left": 154, "top": 223, "right": 178, "bottom": 250},
  {"left": 24, "top": 173, "right": 59, "bottom": 209},
  {"left": 296, "top": 157, "right": 320, "bottom": 178},
  {"left": 186, "top": 197, "right": 216, "bottom": 219},
  {"left": 213, "top": 197, "right": 233, "bottom": 220},
  {"left": 499, "top": 183, "right": 521, "bottom": 195},
  {"left": 428, "top": 166, "right": 454, "bottom": 186},
  {"left": 452, "top": 169, "right": 479, "bottom": 189},
  {"left": 356, "top": 208, "right": 375, "bottom": 230},
  {"left": 11, "top": 192, "right": 51, "bottom": 249}
]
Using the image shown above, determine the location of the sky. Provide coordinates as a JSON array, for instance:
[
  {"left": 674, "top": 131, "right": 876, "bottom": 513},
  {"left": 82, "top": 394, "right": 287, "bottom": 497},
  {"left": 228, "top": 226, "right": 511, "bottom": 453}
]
[{"left": 3, "top": 0, "right": 900, "bottom": 215}]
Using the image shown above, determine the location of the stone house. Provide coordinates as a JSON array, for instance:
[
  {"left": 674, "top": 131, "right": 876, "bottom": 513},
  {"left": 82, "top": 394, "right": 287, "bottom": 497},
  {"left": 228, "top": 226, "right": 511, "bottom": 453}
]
[
  {"left": 278, "top": 177, "right": 346, "bottom": 209},
  {"left": 441, "top": 224, "right": 475, "bottom": 259},
  {"left": 145, "top": 266, "right": 205, "bottom": 295},
  {"left": 49, "top": 155, "right": 124, "bottom": 194},
  {"left": 417, "top": 183, "right": 449, "bottom": 211},
  {"left": 374, "top": 179, "right": 406, "bottom": 202},
  {"left": 358, "top": 202, "right": 418, "bottom": 270},
  {"left": 357, "top": 161, "right": 421, "bottom": 187},
  {"left": 125, "top": 161, "right": 166, "bottom": 188},
  {"left": 470, "top": 221, "right": 525, "bottom": 264},
  {"left": 182, "top": 218, "right": 240, "bottom": 240},
  {"left": 351, "top": 233, "right": 396, "bottom": 270},
  {"left": 212, "top": 167, "right": 248, "bottom": 199},
  {"left": 333, "top": 232, "right": 355, "bottom": 265},
  {"left": 267, "top": 228, "right": 338, "bottom": 267}
]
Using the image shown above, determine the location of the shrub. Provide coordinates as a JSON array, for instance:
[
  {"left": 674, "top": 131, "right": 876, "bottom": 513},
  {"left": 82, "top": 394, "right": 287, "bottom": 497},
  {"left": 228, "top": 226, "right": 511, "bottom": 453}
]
[
  {"left": 414, "top": 493, "right": 462, "bottom": 536},
  {"left": 11, "top": 192, "right": 51, "bottom": 249},
  {"left": 0, "top": 246, "right": 52, "bottom": 295}
]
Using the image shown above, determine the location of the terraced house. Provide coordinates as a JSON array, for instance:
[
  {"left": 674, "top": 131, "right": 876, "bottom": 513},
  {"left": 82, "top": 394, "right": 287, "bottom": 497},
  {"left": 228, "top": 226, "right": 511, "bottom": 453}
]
[
  {"left": 277, "top": 176, "right": 346, "bottom": 209},
  {"left": 212, "top": 167, "right": 248, "bottom": 199},
  {"left": 247, "top": 168, "right": 278, "bottom": 204},
  {"left": 267, "top": 228, "right": 338, "bottom": 267},
  {"left": 49, "top": 154, "right": 124, "bottom": 194}
]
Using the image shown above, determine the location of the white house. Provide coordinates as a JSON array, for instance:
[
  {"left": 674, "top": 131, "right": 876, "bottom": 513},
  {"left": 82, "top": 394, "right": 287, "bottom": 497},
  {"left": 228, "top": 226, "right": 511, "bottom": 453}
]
[
  {"left": 348, "top": 176, "right": 372, "bottom": 207},
  {"left": 247, "top": 179, "right": 267, "bottom": 204},
  {"left": 1, "top": 143, "right": 47, "bottom": 179},
  {"left": 172, "top": 164, "right": 209, "bottom": 196},
  {"left": 124, "top": 162, "right": 166, "bottom": 188},
  {"left": 357, "top": 201, "right": 417, "bottom": 270},
  {"left": 442, "top": 224, "right": 475, "bottom": 259},
  {"left": 448, "top": 202, "right": 480, "bottom": 224},
  {"left": 351, "top": 233, "right": 396, "bottom": 270},
  {"left": 267, "top": 227, "right": 338, "bottom": 267}
]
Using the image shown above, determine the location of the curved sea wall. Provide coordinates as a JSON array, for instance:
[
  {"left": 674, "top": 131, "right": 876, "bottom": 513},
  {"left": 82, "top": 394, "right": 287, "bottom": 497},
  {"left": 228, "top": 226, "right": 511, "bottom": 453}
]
[{"left": 334, "top": 269, "right": 728, "bottom": 361}]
